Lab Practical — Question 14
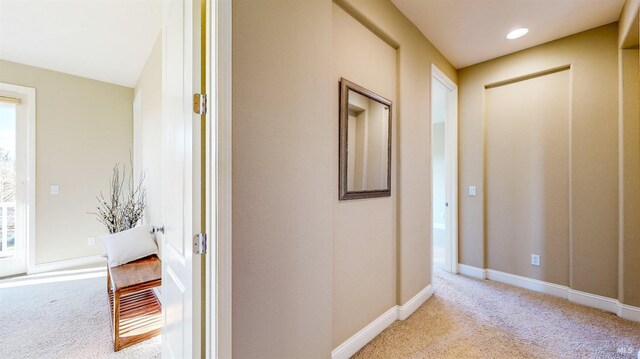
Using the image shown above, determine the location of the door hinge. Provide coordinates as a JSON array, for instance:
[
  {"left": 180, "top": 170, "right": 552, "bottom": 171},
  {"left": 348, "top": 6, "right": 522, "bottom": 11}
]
[
  {"left": 193, "top": 93, "right": 207, "bottom": 115},
  {"left": 193, "top": 233, "right": 207, "bottom": 255}
]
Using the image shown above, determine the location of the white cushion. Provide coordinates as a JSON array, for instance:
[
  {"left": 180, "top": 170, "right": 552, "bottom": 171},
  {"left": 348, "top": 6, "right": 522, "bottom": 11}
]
[{"left": 99, "top": 225, "right": 158, "bottom": 267}]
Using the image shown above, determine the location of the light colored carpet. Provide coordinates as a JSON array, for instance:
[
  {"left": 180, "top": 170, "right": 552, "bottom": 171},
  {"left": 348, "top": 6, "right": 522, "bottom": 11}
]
[
  {"left": 354, "top": 270, "right": 640, "bottom": 359},
  {"left": 0, "top": 267, "right": 160, "bottom": 359}
]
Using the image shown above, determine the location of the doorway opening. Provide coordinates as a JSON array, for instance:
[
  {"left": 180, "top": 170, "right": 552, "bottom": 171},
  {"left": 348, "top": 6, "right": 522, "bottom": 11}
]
[
  {"left": 431, "top": 64, "right": 458, "bottom": 274},
  {"left": 0, "top": 84, "right": 35, "bottom": 278}
]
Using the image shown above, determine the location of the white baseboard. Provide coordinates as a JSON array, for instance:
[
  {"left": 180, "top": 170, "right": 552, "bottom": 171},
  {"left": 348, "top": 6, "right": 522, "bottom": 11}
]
[
  {"left": 486, "top": 269, "right": 568, "bottom": 298},
  {"left": 332, "top": 284, "right": 434, "bottom": 359},
  {"left": 568, "top": 289, "right": 619, "bottom": 313},
  {"left": 457, "top": 263, "right": 486, "bottom": 280},
  {"left": 331, "top": 306, "right": 398, "bottom": 359},
  {"left": 459, "top": 264, "right": 640, "bottom": 323},
  {"left": 30, "top": 255, "right": 106, "bottom": 274},
  {"left": 619, "top": 304, "right": 640, "bottom": 322},
  {"left": 398, "top": 284, "right": 434, "bottom": 320}
]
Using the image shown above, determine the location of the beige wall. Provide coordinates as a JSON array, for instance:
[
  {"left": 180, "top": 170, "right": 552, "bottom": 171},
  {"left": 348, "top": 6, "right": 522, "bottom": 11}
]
[
  {"left": 332, "top": 3, "right": 397, "bottom": 346},
  {"left": 332, "top": 0, "right": 456, "bottom": 347},
  {"left": 233, "top": 0, "right": 456, "bottom": 355},
  {"left": 485, "top": 69, "right": 571, "bottom": 286},
  {"left": 620, "top": 0, "right": 639, "bottom": 48},
  {"left": 134, "top": 34, "right": 163, "bottom": 245},
  {"left": 338, "top": 0, "right": 456, "bottom": 309},
  {"left": 0, "top": 60, "right": 133, "bottom": 264},
  {"left": 459, "top": 23, "right": 620, "bottom": 298},
  {"left": 619, "top": 0, "right": 640, "bottom": 307},
  {"left": 232, "top": 0, "right": 333, "bottom": 357},
  {"left": 620, "top": 49, "right": 640, "bottom": 307}
]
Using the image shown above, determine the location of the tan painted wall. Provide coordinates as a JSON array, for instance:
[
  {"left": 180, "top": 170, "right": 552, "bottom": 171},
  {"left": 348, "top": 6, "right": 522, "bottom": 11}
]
[
  {"left": 0, "top": 60, "right": 133, "bottom": 264},
  {"left": 338, "top": 0, "right": 456, "bottom": 309},
  {"left": 620, "top": 49, "right": 640, "bottom": 307},
  {"left": 233, "top": 0, "right": 456, "bottom": 354},
  {"left": 459, "top": 23, "right": 620, "bottom": 298},
  {"left": 232, "top": 0, "right": 333, "bottom": 357},
  {"left": 485, "top": 69, "right": 571, "bottom": 286},
  {"left": 331, "top": 0, "right": 457, "bottom": 347},
  {"left": 620, "top": 0, "right": 639, "bottom": 48},
  {"left": 619, "top": 0, "right": 640, "bottom": 307},
  {"left": 134, "top": 34, "right": 163, "bottom": 248},
  {"left": 332, "top": 3, "right": 397, "bottom": 347}
]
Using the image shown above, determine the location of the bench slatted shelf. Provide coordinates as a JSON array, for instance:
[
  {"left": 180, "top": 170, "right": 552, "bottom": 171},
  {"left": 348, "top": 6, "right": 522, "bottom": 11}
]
[{"left": 107, "top": 254, "right": 162, "bottom": 351}]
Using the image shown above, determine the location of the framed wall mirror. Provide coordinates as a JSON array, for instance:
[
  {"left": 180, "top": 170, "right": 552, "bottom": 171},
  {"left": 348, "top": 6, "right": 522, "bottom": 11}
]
[{"left": 339, "top": 78, "right": 392, "bottom": 200}]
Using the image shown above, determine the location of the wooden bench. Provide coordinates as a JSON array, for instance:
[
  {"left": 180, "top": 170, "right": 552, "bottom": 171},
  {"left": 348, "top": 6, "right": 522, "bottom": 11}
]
[{"left": 107, "top": 255, "right": 162, "bottom": 351}]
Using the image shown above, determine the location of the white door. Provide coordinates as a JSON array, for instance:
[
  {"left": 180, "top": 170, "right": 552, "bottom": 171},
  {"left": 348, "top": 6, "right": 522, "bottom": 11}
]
[
  {"left": 431, "top": 65, "right": 458, "bottom": 274},
  {"left": 160, "top": 0, "right": 201, "bottom": 357},
  {"left": 0, "top": 85, "right": 34, "bottom": 278}
]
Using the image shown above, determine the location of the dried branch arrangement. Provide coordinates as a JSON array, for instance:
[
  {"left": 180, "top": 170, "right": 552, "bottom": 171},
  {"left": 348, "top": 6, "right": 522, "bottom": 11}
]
[{"left": 92, "top": 164, "right": 146, "bottom": 234}]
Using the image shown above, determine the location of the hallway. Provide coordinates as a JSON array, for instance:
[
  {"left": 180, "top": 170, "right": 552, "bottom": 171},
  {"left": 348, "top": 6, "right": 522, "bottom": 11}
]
[{"left": 354, "top": 270, "right": 640, "bottom": 358}]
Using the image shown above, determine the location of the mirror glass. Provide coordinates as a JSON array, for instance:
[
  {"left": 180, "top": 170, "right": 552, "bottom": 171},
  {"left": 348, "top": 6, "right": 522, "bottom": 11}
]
[
  {"left": 340, "top": 79, "right": 391, "bottom": 200},
  {"left": 346, "top": 90, "right": 390, "bottom": 191}
]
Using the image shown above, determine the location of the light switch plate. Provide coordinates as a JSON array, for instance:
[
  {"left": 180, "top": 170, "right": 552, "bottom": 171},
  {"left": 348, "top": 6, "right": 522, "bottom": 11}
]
[
  {"left": 531, "top": 254, "right": 540, "bottom": 266},
  {"left": 88, "top": 237, "right": 96, "bottom": 246},
  {"left": 468, "top": 186, "right": 477, "bottom": 197},
  {"left": 50, "top": 185, "right": 60, "bottom": 195}
]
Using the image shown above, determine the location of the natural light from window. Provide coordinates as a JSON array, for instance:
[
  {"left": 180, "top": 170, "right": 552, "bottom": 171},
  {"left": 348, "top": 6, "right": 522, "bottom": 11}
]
[
  {"left": 0, "top": 103, "right": 16, "bottom": 257},
  {"left": 0, "top": 267, "right": 106, "bottom": 289}
]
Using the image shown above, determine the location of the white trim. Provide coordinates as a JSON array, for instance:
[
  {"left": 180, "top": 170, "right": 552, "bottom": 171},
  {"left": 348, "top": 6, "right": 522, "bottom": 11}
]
[
  {"left": 619, "top": 304, "right": 640, "bottom": 322},
  {"left": 207, "top": 0, "right": 232, "bottom": 358},
  {"left": 153, "top": 287, "right": 163, "bottom": 304},
  {"left": 486, "top": 269, "right": 567, "bottom": 298},
  {"left": 332, "top": 306, "right": 398, "bottom": 359},
  {"left": 568, "top": 289, "right": 619, "bottom": 313},
  {"left": 332, "top": 284, "right": 434, "bottom": 359},
  {"left": 457, "top": 263, "right": 486, "bottom": 280},
  {"left": 398, "top": 284, "right": 434, "bottom": 320},
  {"left": 31, "top": 255, "right": 106, "bottom": 274},
  {"left": 0, "top": 82, "right": 36, "bottom": 276},
  {"left": 459, "top": 264, "right": 640, "bottom": 323},
  {"left": 432, "top": 64, "right": 457, "bottom": 90},
  {"left": 430, "top": 64, "right": 459, "bottom": 275}
]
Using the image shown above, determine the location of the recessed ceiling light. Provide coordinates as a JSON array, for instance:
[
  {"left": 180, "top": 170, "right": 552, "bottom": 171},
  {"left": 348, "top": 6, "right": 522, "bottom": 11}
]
[{"left": 507, "top": 28, "right": 529, "bottom": 40}]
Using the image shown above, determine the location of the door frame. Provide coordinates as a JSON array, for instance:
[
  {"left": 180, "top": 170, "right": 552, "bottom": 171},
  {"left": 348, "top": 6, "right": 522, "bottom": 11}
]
[
  {"left": 430, "top": 64, "right": 458, "bottom": 275},
  {"left": 206, "top": 0, "right": 232, "bottom": 358},
  {"left": 132, "top": 89, "right": 143, "bottom": 213},
  {"left": 0, "top": 82, "right": 36, "bottom": 276}
]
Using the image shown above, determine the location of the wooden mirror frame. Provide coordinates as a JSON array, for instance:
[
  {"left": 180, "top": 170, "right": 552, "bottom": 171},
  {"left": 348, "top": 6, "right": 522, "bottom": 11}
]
[{"left": 339, "top": 78, "right": 392, "bottom": 200}]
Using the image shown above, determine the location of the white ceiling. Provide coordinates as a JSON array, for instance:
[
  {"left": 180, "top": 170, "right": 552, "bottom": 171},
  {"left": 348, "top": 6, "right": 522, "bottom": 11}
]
[
  {"left": 391, "top": 0, "right": 626, "bottom": 69},
  {"left": 0, "top": 0, "right": 163, "bottom": 88}
]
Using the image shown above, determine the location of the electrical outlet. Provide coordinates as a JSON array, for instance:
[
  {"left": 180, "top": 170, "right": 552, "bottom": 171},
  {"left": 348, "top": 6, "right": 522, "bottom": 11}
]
[
  {"left": 88, "top": 237, "right": 96, "bottom": 246},
  {"left": 531, "top": 254, "right": 540, "bottom": 266},
  {"left": 468, "top": 186, "right": 477, "bottom": 197},
  {"left": 50, "top": 185, "right": 60, "bottom": 195}
]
